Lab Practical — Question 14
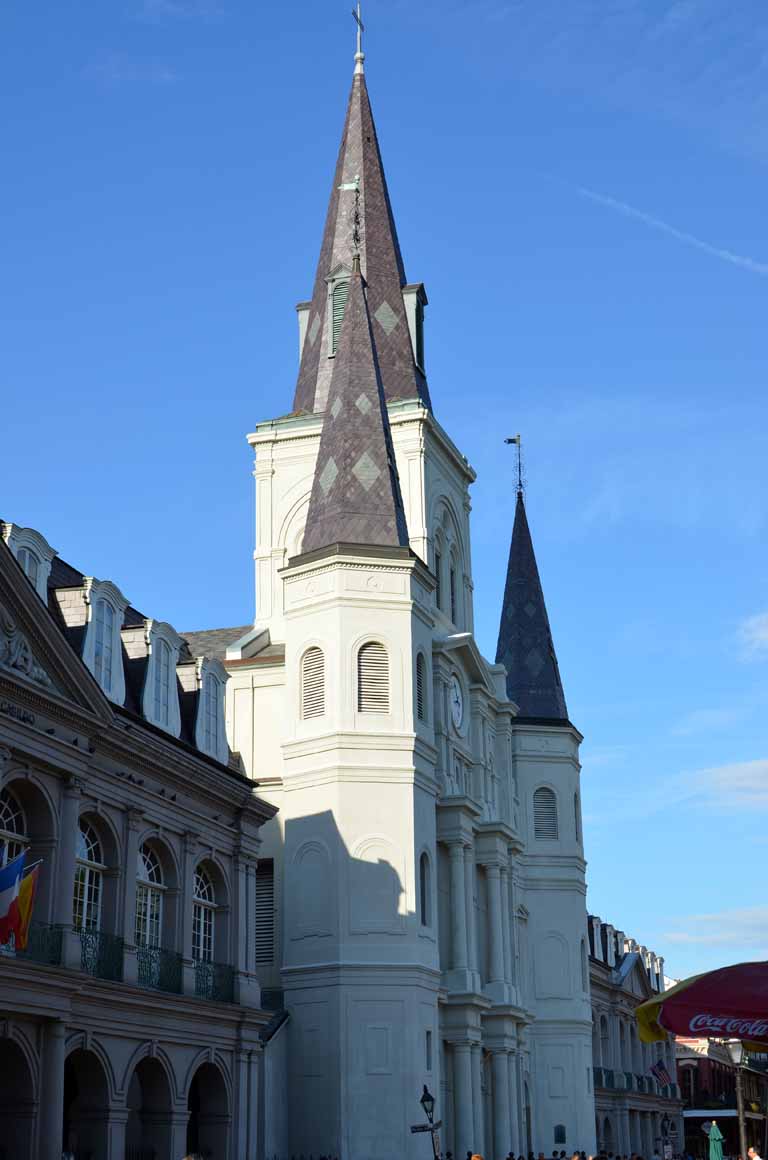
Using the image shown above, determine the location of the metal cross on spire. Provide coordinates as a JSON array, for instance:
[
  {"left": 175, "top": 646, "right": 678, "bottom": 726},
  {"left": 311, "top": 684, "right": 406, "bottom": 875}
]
[
  {"left": 504, "top": 433, "right": 525, "bottom": 497},
  {"left": 352, "top": 2, "right": 365, "bottom": 74}
]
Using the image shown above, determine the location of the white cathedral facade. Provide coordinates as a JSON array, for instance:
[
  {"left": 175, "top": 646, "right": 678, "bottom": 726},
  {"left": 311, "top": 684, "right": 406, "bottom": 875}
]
[{"left": 206, "top": 39, "right": 597, "bottom": 1160}]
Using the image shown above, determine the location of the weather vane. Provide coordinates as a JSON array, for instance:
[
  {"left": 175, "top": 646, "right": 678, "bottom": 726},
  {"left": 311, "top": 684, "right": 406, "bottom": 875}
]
[
  {"left": 352, "top": 3, "right": 365, "bottom": 74},
  {"left": 504, "top": 433, "right": 525, "bottom": 496}
]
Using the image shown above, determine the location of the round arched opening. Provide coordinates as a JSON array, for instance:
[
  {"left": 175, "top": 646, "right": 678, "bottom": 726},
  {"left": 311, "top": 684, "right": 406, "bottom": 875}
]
[
  {"left": 126, "top": 1056, "right": 173, "bottom": 1157},
  {"left": 2, "top": 777, "right": 57, "bottom": 925},
  {"left": 64, "top": 1048, "right": 110, "bottom": 1157},
  {"left": 0, "top": 1037, "right": 36, "bottom": 1154},
  {"left": 187, "top": 1061, "right": 230, "bottom": 1156}
]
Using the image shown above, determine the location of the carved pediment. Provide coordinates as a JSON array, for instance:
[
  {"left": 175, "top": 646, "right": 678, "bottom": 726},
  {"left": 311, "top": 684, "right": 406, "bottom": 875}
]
[{"left": 0, "top": 601, "right": 59, "bottom": 692}]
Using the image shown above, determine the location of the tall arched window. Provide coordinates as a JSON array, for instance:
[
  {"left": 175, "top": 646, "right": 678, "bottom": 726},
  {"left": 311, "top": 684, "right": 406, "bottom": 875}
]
[
  {"left": 357, "top": 642, "right": 389, "bottom": 713},
  {"left": 449, "top": 561, "right": 458, "bottom": 624},
  {"left": 574, "top": 791, "right": 581, "bottom": 843},
  {"left": 135, "top": 844, "right": 164, "bottom": 949},
  {"left": 193, "top": 865, "right": 216, "bottom": 962},
  {"left": 434, "top": 549, "right": 442, "bottom": 609},
  {"left": 153, "top": 639, "right": 172, "bottom": 727},
  {"left": 0, "top": 787, "right": 27, "bottom": 867},
  {"left": 419, "top": 852, "right": 431, "bottom": 926},
  {"left": 416, "top": 653, "right": 427, "bottom": 722},
  {"left": 600, "top": 1014, "right": 611, "bottom": 1068},
  {"left": 331, "top": 280, "right": 350, "bottom": 353},
  {"left": 94, "top": 600, "right": 115, "bottom": 693},
  {"left": 301, "top": 646, "right": 325, "bottom": 719},
  {"left": 533, "top": 787, "right": 558, "bottom": 840},
  {"left": 204, "top": 674, "right": 219, "bottom": 752},
  {"left": 73, "top": 820, "right": 105, "bottom": 932}
]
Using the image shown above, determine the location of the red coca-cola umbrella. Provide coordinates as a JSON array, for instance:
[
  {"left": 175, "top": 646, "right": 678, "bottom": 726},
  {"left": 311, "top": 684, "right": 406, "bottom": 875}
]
[{"left": 636, "top": 960, "right": 768, "bottom": 1045}]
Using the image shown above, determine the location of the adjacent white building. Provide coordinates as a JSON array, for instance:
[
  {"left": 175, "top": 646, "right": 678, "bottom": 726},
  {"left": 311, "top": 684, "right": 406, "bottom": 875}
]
[{"left": 193, "top": 38, "right": 597, "bottom": 1160}]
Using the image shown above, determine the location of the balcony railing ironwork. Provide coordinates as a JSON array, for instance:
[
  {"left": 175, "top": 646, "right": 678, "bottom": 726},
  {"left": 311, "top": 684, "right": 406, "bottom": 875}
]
[
  {"left": 194, "top": 958, "right": 235, "bottom": 1003},
  {"left": 137, "top": 945, "right": 183, "bottom": 994},
  {"left": 79, "top": 928, "right": 124, "bottom": 981},
  {"left": 0, "top": 922, "right": 63, "bottom": 966}
]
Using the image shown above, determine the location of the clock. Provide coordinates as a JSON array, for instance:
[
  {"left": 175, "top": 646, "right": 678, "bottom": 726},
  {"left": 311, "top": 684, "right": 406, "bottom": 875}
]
[{"left": 450, "top": 676, "right": 464, "bottom": 730}]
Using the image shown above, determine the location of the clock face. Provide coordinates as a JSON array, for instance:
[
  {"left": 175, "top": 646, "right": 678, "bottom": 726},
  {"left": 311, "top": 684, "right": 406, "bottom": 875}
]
[{"left": 450, "top": 676, "right": 464, "bottom": 730}]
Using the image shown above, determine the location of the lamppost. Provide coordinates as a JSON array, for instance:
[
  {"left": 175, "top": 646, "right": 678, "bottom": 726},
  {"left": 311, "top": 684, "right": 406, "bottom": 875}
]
[
  {"left": 420, "top": 1085, "right": 440, "bottom": 1160},
  {"left": 727, "top": 1039, "right": 748, "bottom": 1160}
]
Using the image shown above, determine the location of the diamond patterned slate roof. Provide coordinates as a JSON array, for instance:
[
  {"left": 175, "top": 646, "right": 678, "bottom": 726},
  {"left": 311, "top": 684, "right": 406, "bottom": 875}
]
[
  {"left": 301, "top": 267, "right": 409, "bottom": 554},
  {"left": 292, "top": 70, "right": 431, "bottom": 414},
  {"left": 495, "top": 492, "right": 569, "bottom": 722}
]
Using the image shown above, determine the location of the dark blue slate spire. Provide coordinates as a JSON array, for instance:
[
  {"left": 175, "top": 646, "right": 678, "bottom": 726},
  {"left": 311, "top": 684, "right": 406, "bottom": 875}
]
[{"left": 495, "top": 491, "right": 569, "bottom": 722}]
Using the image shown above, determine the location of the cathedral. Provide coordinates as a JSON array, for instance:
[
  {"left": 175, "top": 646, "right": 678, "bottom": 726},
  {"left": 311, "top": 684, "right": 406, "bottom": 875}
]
[{"left": 210, "top": 31, "right": 596, "bottom": 1160}]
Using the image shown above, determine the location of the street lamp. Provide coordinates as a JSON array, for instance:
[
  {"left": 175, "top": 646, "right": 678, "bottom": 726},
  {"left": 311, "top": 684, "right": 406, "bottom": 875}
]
[
  {"left": 420, "top": 1085, "right": 436, "bottom": 1124},
  {"left": 727, "top": 1039, "right": 748, "bottom": 1160}
]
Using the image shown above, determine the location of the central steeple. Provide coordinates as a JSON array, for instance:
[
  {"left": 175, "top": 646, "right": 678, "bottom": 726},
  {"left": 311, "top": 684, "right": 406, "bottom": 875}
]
[{"left": 292, "top": 40, "right": 430, "bottom": 414}]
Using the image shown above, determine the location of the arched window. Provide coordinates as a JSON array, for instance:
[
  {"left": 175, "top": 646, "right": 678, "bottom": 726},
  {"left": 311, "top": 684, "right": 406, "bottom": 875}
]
[
  {"left": 449, "top": 562, "right": 458, "bottom": 623},
  {"left": 331, "top": 280, "right": 350, "bottom": 353},
  {"left": 581, "top": 937, "right": 588, "bottom": 992},
  {"left": 0, "top": 787, "right": 27, "bottom": 867},
  {"left": 600, "top": 1014, "right": 611, "bottom": 1067},
  {"left": 419, "top": 852, "right": 431, "bottom": 926},
  {"left": 357, "top": 642, "right": 389, "bottom": 713},
  {"left": 574, "top": 791, "right": 581, "bottom": 843},
  {"left": 554, "top": 1125, "right": 566, "bottom": 1145},
  {"left": 135, "top": 844, "right": 164, "bottom": 949},
  {"left": 416, "top": 653, "right": 427, "bottom": 722},
  {"left": 94, "top": 600, "right": 115, "bottom": 693},
  {"left": 533, "top": 787, "right": 558, "bottom": 840},
  {"left": 153, "top": 638, "right": 172, "bottom": 727},
  {"left": 434, "top": 549, "right": 442, "bottom": 609},
  {"left": 16, "top": 547, "right": 40, "bottom": 589},
  {"left": 301, "top": 646, "right": 325, "bottom": 719},
  {"left": 193, "top": 865, "right": 217, "bottom": 962},
  {"left": 204, "top": 674, "right": 219, "bottom": 752},
  {"left": 73, "top": 820, "right": 105, "bottom": 932}
]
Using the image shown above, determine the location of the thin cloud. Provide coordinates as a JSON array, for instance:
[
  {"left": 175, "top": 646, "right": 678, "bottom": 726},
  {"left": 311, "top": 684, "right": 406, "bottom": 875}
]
[
  {"left": 575, "top": 184, "right": 768, "bottom": 276},
  {"left": 133, "top": 0, "right": 222, "bottom": 22},
  {"left": 86, "top": 53, "right": 179, "bottom": 85},
  {"left": 671, "top": 706, "right": 746, "bottom": 737},
  {"left": 663, "top": 906, "right": 768, "bottom": 948},
  {"left": 739, "top": 611, "right": 768, "bottom": 657}
]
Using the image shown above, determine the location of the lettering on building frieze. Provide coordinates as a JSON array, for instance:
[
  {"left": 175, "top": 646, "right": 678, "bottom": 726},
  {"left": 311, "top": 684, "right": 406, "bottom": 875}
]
[
  {"left": 0, "top": 698, "right": 35, "bottom": 726},
  {"left": 0, "top": 601, "right": 54, "bottom": 691}
]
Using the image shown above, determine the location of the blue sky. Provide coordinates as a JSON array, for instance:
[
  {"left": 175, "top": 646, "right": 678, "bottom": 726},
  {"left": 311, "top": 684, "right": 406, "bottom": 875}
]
[{"left": 2, "top": 0, "right": 766, "bottom": 980}]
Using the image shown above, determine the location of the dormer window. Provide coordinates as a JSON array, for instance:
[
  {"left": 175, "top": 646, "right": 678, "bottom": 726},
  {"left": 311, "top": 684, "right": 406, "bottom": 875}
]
[
  {"left": 94, "top": 599, "right": 115, "bottom": 693},
  {"left": 142, "top": 620, "right": 182, "bottom": 735},
  {"left": 204, "top": 673, "right": 219, "bottom": 752},
  {"left": 17, "top": 548, "right": 40, "bottom": 588},
  {"left": 153, "top": 638, "right": 171, "bottom": 726},
  {"left": 1, "top": 523, "right": 57, "bottom": 601},
  {"left": 193, "top": 657, "right": 228, "bottom": 762}
]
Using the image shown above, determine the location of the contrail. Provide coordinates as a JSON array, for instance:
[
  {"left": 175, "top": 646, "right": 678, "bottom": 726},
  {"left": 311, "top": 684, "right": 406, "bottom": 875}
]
[{"left": 576, "top": 184, "right": 768, "bottom": 276}]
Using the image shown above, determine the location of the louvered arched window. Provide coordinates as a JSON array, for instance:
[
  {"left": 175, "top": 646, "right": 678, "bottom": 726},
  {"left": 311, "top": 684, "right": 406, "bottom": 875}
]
[
  {"left": 357, "top": 641, "right": 389, "bottom": 713},
  {"left": 301, "top": 647, "right": 325, "bottom": 719},
  {"left": 533, "top": 787, "right": 558, "bottom": 840},
  {"left": 416, "top": 653, "right": 427, "bottom": 722},
  {"left": 331, "top": 280, "right": 350, "bottom": 353}
]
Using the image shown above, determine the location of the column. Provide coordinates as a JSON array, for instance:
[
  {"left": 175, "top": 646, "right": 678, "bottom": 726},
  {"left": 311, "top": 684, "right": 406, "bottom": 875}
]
[
  {"left": 181, "top": 831, "right": 199, "bottom": 996},
  {"left": 449, "top": 843, "right": 468, "bottom": 973},
  {"left": 486, "top": 864, "right": 506, "bottom": 1000},
  {"left": 471, "top": 1042, "right": 484, "bottom": 1154},
  {"left": 454, "top": 1043, "right": 474, "bottom": 1158},
  {"left": 233, "top": 1046, "right": 261, "bottom": 1160},
  {"left": 500, "top": 866, "right": 513, "bottom": 986},
  {"left": 121, "top": 808, "right": 143, "bottom": 985},
  {"left": 492, "top": 1051, "right": 512, "bottom": 1160},
  {"left": 40, "top": 1020, "right": 66, "bottom": 1160},
  {"left": 105, "top": 1109, "right": 129, "bottom": 1160},
  {"left": 464, "top": 846, "right": 478, "bottom": 984},
  {"left": 619, "top": 1107, "right": 630, "bottom": 1155},
  {"left": 55, "top": 777, "right": 82, "bottom": 968},
  {"left": 234, "top": 852, "right": 260, "bottom": 1007}
]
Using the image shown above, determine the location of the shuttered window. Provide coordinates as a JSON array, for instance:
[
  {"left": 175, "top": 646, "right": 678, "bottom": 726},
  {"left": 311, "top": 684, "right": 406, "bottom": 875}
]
[
  {"left": 533, "top": 787, "right": 558, "bottom": 840},
  {"left": 450, "top": 564, "right": 458, "bottom": 623},
  {"left": 301, "top": 647, "right": 325, "bottom": 719},
  {"left": 357, "top": 641, "right": 389, "bottom": 713},
  {"left": 331, "top": 280, "right": 350, "bottom": 353},
  {"left": 416, "top": 653, "right": 427, "bottom": 722},
  {"left": 254, "top": 859, "right": 275, "bottom": 965},
  {"left": 434, "top": 551, "right": 442, "bottom": 609}
]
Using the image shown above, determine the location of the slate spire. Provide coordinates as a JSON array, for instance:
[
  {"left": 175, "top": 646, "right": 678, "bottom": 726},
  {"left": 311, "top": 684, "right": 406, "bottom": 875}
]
[
  {"left": 301, "top": 262, "right": 409, "bottom": 554},
  {"left": 293, "top": 60, "right": 430, "bottom": 414},
  {"left": 495, "top": 491, "right": 569, "bottom": 722}
]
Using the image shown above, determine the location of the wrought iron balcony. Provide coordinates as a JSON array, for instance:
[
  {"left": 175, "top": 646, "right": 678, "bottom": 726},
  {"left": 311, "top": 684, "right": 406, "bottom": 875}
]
[
  {"left": 78, "top": 928, "right": 124, "bottom": 981},
  {"left": 194, "top": 958, "right": 235, "bottom": 1003},
  {"left": 137, "top": 946, "right": 183, "bottom": 994},
  {"left": 1, "top": 922, "right": 63, "bottom": 966}
]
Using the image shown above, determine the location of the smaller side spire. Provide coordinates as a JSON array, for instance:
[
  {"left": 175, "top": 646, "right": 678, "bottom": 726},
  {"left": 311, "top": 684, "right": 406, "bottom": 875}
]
[
  {"left": 495, "top": 491, "right": 569, "bottom": 722},
  {"left": 301, "top": 264, "right": 409, "bottom": 555}
]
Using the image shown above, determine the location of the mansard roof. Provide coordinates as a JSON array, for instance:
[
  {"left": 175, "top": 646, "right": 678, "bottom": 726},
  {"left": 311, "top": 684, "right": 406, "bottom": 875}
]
[
  {"left": 292, "top": 67, "right": 430, "bottom": 414},
  {"left": 495, "top": 491, "right": 569, "bottom": 723},
  {"left": 301, "top": 264, "right": 409, "bottom": 554}
]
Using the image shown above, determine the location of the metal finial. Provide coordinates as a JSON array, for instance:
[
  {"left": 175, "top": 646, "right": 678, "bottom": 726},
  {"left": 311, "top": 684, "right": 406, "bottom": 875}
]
[
  {"left": 504, "top": 434, "right": 525, "bottom": 497},
  {"left": 352, "top": 3, "right": 365, "bottom": 74}
]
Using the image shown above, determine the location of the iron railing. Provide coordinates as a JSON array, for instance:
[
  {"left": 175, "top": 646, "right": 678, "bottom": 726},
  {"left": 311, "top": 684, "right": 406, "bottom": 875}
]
[
  {"left": 78, "top": 928, "right": 124, "bottom": 981},
  {"left": 15, "top": 922, "right": 63, "bottom": 966},
  {"left": 194, "top": 958, "right": 235, "bottom": 1002},
  {"left": 136, "top": 946, "right": 183, "bottom": 994}
]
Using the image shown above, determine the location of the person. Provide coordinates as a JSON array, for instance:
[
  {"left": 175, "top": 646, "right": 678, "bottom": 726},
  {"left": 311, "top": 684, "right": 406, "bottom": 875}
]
[
  {"left": 748, "top": 1149, "right": 763, "bottom": 1160},
  {"left": 182, "top": 1154, "right": 205, "bottom": 1160}
]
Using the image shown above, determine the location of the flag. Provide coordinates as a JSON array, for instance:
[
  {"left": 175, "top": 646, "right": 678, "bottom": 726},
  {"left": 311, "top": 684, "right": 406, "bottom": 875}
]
[
  {"left": 0, "top": 850, "right": 26, "bottom": 944},
  {"left": 16, "top": 865, "right": 39, "bottom": 951},
  {"left": 651, "top": 1060, "right": 673, "bottom": 1086}
]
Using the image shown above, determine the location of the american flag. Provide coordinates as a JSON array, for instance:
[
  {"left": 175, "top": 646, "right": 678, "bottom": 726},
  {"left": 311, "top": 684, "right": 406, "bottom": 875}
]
[{"left": 651, "top": 1060, "right": 673, "bottom": 1086}]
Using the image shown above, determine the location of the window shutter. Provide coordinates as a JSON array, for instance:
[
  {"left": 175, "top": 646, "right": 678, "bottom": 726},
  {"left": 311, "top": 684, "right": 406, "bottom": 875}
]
[
  {"left": 434, "top": 552, "right": 442, "bottom": 609},
  {"left": 416, "top": 653, "right": 426, "bottom": 722},
  {"left": 357, "top": 642, "right": 389, "bottom": 713},
  {"left": 332, "top": 281, "right": 350, "bottom": 352},
  {"left": 254, "top": 860, "right": 275, "bottom": 965},
  {"left": 533, "top": 787, "right": 558, "bottom": 840},
  {"left": 301, "top": 647, "right": 325, "bottom": 719}
]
